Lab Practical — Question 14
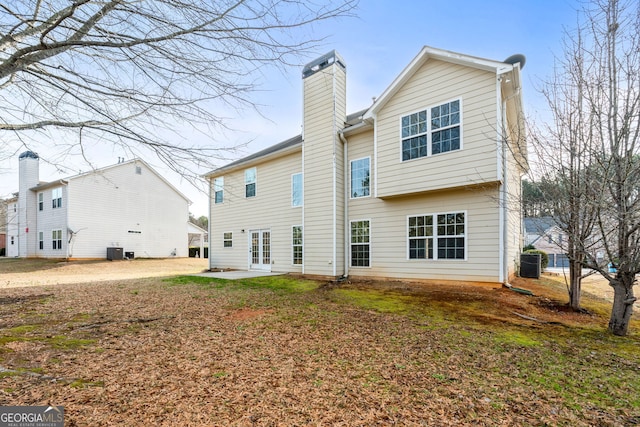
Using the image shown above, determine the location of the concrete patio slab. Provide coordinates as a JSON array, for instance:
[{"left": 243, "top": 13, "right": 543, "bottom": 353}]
[{"left": 192, "top": 270, "right": 284, "bottom": 280}]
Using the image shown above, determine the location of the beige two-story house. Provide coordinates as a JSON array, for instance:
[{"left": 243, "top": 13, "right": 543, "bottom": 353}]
[{"left": 205, "top": 46, "right": 527, "bottom": 284}]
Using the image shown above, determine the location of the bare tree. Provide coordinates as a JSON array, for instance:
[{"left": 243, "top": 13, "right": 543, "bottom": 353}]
[
  {"left": 0, "top": 0, "right": 357, "bottom": 181},
  {"left": 529, "top": 20, "right": 603, "bottom": 311},
  {"left": 531, "top": 0, "right": 640, "bottom": 335}
]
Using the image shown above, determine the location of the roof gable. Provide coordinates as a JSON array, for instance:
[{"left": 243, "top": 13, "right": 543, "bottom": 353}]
[
  {"left": 364, "top": 46, "right": 515, "bottom": 120},
  {"left": 31, "top": 159, "right": 191, "bottom": 204}
]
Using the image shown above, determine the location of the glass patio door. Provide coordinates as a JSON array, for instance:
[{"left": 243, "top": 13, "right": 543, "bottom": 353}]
[{"left": 249, "top": 229, "right": 271, "bottom": 271}]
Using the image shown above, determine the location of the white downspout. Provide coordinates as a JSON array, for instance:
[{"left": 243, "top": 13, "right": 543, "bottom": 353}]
[
  {"left": 339, "top": 130, "right": 349, "bottom": 278},
  {"left": 497, "top": 75, "right": 506, "bottom": 284}
]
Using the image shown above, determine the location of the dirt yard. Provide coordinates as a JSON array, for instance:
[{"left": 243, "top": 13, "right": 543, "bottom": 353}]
[
  {"left": 0, "top": 257, "right": 209, "bottom": 288},
  {"left": 0, "top": 259, "right": 638, "bottom": 425}
]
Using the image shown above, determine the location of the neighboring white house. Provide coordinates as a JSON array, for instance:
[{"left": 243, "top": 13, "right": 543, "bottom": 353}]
[
  {"left": 4, "top": 152, "right": 191, "bottom": 259},
  {"left": 188, "top": 222, "right": 208, "bottom": 258},
  {"left": 204, "top": 46, "right": 527, "bottom": 284}
]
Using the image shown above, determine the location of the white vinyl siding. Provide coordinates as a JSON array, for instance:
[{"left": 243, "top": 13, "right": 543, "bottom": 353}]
[
  {"left": 208, "top": 151, "right": 303, "bottom": 273},
  {"left": 349, "top": 126, "right": 501, "bottom": 282},
  {"left": 302, "top": 57, "right": 346, "bottom": 276},
  {"left": 376, "top": 59, "right": 498, "bottom": 198},
  {"left": 66, "top": 162, "right": 189, "bottom": 258}
]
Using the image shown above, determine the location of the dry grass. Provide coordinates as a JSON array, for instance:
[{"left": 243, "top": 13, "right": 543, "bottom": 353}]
[{"left": 0, "top": 259, "right": 639, "bottom": 426}]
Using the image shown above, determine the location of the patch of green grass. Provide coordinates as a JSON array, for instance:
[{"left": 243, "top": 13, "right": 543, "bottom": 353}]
[
  {"left": 6, "top": 324, "right": 40, "bottom": 334},
  {"left": 494, "top": 330, "right": 541, "bottom": 347},
  {"left": 333, "top": 288, "right": 413, "bottom": 313},
  {"left": 166, "top": 275, "right": 319, "bottom": 295},
  {"left": 48, "top": 336, "right": 96, "bottom": 349}
]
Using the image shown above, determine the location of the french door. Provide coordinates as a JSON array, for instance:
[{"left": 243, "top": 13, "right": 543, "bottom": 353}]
[{"left": 249, "top": 229, "right": 271, "bottom": 271}]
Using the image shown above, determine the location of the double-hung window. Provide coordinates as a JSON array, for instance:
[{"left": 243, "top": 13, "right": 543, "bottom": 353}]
[
  {"left": 401, "top": 99, "right": 461, "bottom": 161},
  {"left": 292, "top": 173, "right": 303, "bottom": 207},
  {"left": 38, "top": 231, "right": 44, "bottom": 250},
  {"left": 38, "top": 193, "right": 43, "bottom": 211},
  {"left": 52, "top": 188, "right": 62, "bottom": 209},
  {"left": 214, "top": 177, "right": 224, "bottom": 204},
  {"left": 292, "top": 226, "right": 303, "bottom": 265},
  {"left": 408, "top": 212, "right": 465, "bottom": 260},
  {"left": 245, "top": 168, "right": 256, "bottom": 198},
  {"left": 350, "top": 157, "right": 370, "bottom": 198},
  {"left": 52, "top": 229, "right": 62, "bottom": 250},
  {"left": 223, "top": 232, "right": 233, "bottom": 248},
  {"left": 350, "top": 220, "right": 370, "bottom": 267}
]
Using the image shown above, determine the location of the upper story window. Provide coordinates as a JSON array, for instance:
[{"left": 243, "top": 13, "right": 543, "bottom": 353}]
[
  {"left": 245, "top": 168, "right": 256, "bottom": 198},
  {"left": 401, "top": 99, "right": 461, "bottom": 161},
  {"left": 350, "top": 157, "right": 370, "bottom": 198},
  {"left": 214, "top": 177, "right": 224, "bottom": 204},
  {"left": 38, "top": 193, "right": 43, "bottom": 211},
  {"left": 135, "top": 165, "right": 142, "bottom": 175},
  {"left": 52, "top": 188, "right": 63, "bottom": 209},
  {"left": 291, "top": 173, "right": 303, "bottom": 207}
]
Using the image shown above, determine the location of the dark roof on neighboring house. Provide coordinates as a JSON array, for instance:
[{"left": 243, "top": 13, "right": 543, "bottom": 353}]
[{"left": 524, "top": 217, "right": 557, "bottom": 235}]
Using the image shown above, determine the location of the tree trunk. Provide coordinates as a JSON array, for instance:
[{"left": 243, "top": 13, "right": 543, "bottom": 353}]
[
  {"left": 569, "top": 259, "right": 582, "bottom": 310},
  {"left": 608, "top": 276, "right": 636, "bottom": 336}
]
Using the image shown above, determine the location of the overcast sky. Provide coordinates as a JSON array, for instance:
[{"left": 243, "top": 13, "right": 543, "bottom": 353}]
[{"left": 1, "top": 0, "right": 579, "bottom": 217}]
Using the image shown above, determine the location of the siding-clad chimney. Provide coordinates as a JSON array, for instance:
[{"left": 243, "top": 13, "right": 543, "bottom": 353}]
[
  {"left": 302, "top": 51, "right": 347, "bottom": 276},
  {"left": 18, "top": 151, "right": 39, "bottom": 257}
]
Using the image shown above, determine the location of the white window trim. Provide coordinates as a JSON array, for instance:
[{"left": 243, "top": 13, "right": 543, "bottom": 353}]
[
  {"left": 349, "top": 218, "right": 371, "bottom": 268},
  {"left": 292, "top": 225, "right": 303, "bottom": 266},
  {"left": 349, "top": 156, "right": 371, "bottom": 199},
  {"left": 52, "top": 229, "right": 63, "bottom": 250},
  {"left": 214, "top": 177, "right": 224, "bottom": 204},
  {"left": 223, "top": 231, "right": 233, "bottom": 248},
  {"left": 399, "top": 97, "right": 463, "bottom": 163},
  {"left": 38, "top": 193, "right": 43, "bottom": 211},
  {"left": 291, "top": 173, "right": 303, "bottom": 207},
  {"left": 245, "top": 167, "right": 257, "bottom": 198},
  {"left": 52, "top": 187, "right": 63, "bottom": 209},
  {"left": 406, "top": 211, "right": 467, "bottom": 261},
  {"left": 38, "top": 231, "right": 44, "bottom": 250}
]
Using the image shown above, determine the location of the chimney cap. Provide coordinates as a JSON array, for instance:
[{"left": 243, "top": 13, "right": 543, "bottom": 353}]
[
  {"left": 302, "top": 50, "right": 346, "bottom": 79},
  {"left": 19, "top": 151, "right": 39, "bottom": 160}
]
